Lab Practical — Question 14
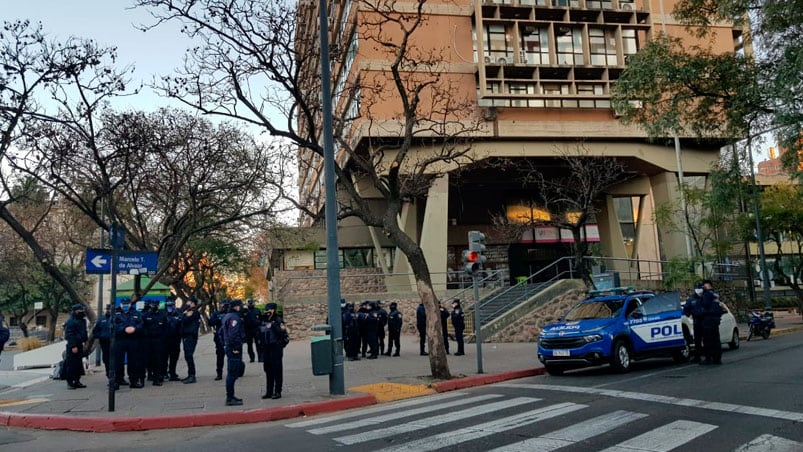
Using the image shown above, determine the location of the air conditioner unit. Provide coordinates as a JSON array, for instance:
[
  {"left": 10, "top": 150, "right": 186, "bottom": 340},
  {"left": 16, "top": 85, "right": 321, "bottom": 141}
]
[
  {"left": 497, "top": 56, "right": 509, "bottom": 65},
  {"left": 620, "top": 2, "right": 633, "bottom": 10},
  {"left": 484, "top": 55, "right": 492, "bottom": 63},
  {"left": 523, "top": 25, "right": 538, "bottom": 34}
]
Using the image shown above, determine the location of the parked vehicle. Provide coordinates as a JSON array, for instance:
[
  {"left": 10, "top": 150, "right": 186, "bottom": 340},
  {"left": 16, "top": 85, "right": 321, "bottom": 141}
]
[
  {"left": 681, "top": 301, "right": 740, "bottom": 350},
  {"left": 537, "top": 289, "right": 688, "bottom": 375},
  {"left": 746, "top": 310, "right": 775, "bottom": 341}
]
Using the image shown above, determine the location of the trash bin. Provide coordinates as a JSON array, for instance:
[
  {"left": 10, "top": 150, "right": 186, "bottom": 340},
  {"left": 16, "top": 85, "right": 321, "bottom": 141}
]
[
  {"left": 311, "top": 335, "right": 333, "bottom": 376},
  {"left": 516, "top": 276, "right": 528, "bottom": 284}
]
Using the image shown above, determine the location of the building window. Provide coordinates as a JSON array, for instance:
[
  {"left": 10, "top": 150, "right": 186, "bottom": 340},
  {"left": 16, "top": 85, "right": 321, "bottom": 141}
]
[
  {"left": 589, "top": 28, "right": 618, "bottom": 66},
  {"left": 485, "top": 24, "right": 512, "bottom": 64},
  {"left": 521, "top": 26, "right": 549, "bottom": 65},
  {"left": 622, "top": 29, "right": 638, "bottom": 60},
  {"left": 313, "top": 248, "right": 393, "bottom": 269},
  {"left": 555, "top": 27, "right": 583, "bottom": 65},
  {"left": 508, "top": 82, "right": 536, "bottom": 95},
  {"left": 614, "top": 196, "right": 642, "bottom": 258},
  {"left": 36, "top": 315, "right": 47, "bottom": 327}
]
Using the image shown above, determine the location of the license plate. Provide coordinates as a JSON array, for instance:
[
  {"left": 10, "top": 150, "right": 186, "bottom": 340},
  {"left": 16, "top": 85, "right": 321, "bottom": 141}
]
[{"left": 553, "top": 349, "right": 570, "bottom": 357}]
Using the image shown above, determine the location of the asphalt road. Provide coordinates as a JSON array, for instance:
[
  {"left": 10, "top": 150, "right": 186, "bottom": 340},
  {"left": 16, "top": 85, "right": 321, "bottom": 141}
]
[{"left": 2, "top": 331, "right": 802, "bottom": 451}]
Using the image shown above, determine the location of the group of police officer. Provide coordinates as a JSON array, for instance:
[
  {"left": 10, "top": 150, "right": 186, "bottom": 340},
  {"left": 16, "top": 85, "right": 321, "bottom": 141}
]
[
  {"left": 683, "top": 279, "right": 724, "bottom": 365},
  {"left": 341, "top": 300, "right": 401, "bottom": 360},
  {"left": 418, "top": 299, "right": 466, "bottom": 356}
]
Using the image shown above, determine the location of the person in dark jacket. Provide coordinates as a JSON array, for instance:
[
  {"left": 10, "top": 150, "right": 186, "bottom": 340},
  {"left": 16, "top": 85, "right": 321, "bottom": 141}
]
[
  {"left": 375, "top": 301, "right": 388, "bottom": 356},
  {"left": 259, "top": 303, "right": 289, "bottom": 399},
  {"left": 244, "top": 299, "right": 262, "bottom": 363},
  {"left": 89, "top": 304, "right": 112, "bottom": 377},
  {"left": 344, "top": 304, "right": 361, "bottom": 361},
  {"left": 683, "top": 282, "right": 705, "bottom": 363},
  {"left": 363, "top": 302, "right": 380, "bottom": 359},
  {"left": 416, "top": 303, "right": 427, "bottom": 356},
  {"left": 451, "top": 299, "right": 466, "bottom": 356},
  {"left": 385, "top": 302, "right": 403, "bottom": 356},
  {"left": 142, "top": 299, "right": 167, "bottom": 386},
  {"left": 209, "top": 300, "right": 229, "bottom": 381},
  {"left": 163, "top": 298, "right": 182, "bottom": 381},
  {"left": 222, "top": 299, "right": 245, "bottom": 406},
  {"left": 700, "top": 280, "right": 723, "bottom": 365},
  {"left": 115, "top": 300, "right": 146, "bottom": 388},
  {"left": 439, "top": 304, "right": 450, "bottom": 355},
  {"left": 357, "top": 301, "right": 370, "bottom": 358},
  {"left": 63, "top": 304, "right": 88, "bottom": 389},
  {"left": 180, "top": 296, "right": 201, "bottom": 384}
]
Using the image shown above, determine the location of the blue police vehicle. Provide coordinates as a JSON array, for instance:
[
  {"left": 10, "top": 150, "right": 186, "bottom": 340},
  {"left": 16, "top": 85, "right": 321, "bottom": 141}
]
[{"left": 537, "top": 289, "right": 689, "bottom": 375}]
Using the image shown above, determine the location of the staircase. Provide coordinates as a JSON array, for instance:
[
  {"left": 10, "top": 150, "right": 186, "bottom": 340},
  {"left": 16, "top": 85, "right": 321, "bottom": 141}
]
[{"left": 477, "top": 282, "right": 551, "bottom": 324}]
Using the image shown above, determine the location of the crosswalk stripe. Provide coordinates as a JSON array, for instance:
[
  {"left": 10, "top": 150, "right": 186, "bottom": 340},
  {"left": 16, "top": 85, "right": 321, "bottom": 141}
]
[
  {"left": 489, "top": 410, "right": 649, "bottom": 452},
  {"left": 378, "top": 402, "right": 588, "bottom": 452},
  {"left": 599, "top": 420, "right": 717, "bottom": 452},
  {"left": 307, "top": 394, "right": 504, "bottom": 435},
  {"left": 733, "top": 434, "right": 803, "bottom": 452},
  {"left": 286, "top": 391, "right": 468, "bottom": 428},
  {"left": 498, "top": 384, "right": 803, "bottom": 422},
  {"left": 333, "top": 396, "right": 540, "bottom": 445}
]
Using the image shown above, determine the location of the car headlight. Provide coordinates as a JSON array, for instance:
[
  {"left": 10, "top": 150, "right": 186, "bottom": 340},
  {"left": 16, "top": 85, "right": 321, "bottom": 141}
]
[{"left": 583, "top": 334, "right": 603, "bottom": 343}]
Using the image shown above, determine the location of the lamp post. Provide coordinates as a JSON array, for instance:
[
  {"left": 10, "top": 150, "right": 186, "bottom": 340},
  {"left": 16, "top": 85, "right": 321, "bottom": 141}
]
[
  {"left": 744, "top": 135, "right": 773, "bottom": 310},
  {"left": 317, "top": 0, "right": 345, "bottom": 395}
]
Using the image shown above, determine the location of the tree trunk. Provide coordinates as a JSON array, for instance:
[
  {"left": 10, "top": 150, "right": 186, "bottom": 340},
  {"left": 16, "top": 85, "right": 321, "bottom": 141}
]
[
  {"left": 572, "top": 227, "right": 594, "bottom": 288},
  {"left": 47, "top": 308, "right": 59, "bottom": 343}
]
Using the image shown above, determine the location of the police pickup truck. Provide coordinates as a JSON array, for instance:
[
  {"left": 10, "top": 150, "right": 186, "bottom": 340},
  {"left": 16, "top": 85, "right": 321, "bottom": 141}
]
[{"left": 537, "top": 289, "right": 689, "bottom": 375}]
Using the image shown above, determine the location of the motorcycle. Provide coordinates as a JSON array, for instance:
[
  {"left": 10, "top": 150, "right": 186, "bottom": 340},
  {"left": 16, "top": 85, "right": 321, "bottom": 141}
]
[{"left": 746, "top": 310, "right": 775, "bottom": 341}]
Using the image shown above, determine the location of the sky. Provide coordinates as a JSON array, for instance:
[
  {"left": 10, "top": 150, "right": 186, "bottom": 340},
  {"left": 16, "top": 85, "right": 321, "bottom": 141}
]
[{"left": 2, "top": 0, "right": 193, "bottom": 112}]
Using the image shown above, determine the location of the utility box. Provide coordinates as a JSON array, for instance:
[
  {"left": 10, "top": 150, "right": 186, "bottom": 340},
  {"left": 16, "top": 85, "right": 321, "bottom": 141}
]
[{"left": 311, "top": 335, "right": 333, "bottom": 376}]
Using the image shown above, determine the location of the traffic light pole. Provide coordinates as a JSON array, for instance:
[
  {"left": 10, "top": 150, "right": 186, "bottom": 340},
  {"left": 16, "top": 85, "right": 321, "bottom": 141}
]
[{"left": 472, "top": 272, "right": 483, "bottom": 374}]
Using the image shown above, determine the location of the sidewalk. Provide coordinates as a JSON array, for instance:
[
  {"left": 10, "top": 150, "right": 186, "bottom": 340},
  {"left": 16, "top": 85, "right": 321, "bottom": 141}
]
[
  {"left": 1, "top": 312, "right": 800, "bottom": 433},
  {"left": 0, "top": 335, "right": 541, "bottom": 432}
]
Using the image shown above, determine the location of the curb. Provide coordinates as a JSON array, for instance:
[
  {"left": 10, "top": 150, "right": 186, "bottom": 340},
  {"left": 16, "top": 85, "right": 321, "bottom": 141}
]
[{"left": 0, "top": 367, "right": 543, "bottom": 432}]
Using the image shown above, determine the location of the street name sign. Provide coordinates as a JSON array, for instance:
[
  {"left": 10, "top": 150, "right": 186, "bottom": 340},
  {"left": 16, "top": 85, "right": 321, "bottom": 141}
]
[{"left": 85, "top": 249, "right": 159, "bottom": 274}]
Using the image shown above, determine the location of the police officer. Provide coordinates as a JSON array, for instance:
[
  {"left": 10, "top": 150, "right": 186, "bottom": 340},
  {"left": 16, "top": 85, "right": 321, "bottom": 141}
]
[
  {"left": 260, "top": 303, "right": 288, "bottom": 400},
  {"left": 416, "top": 302, "right": 427, "bottom": 356},
  {"left": 451, "top": 299, "right": 466, "bottom": 356},
  {"left": 163, "top": 298, "right": 182, "bottom": 381},
  {"left": 89, "top": 304, "right": 112, "bottom": 377},
  {"left": 357, "top": 301, "right": 370, "bottom": 358},
  {"left": 222, "top": 299, "right": 245, "bottom": 406},
  {"left": 700, "top": 280, "right": 723, "bottom": 365},
  {"left": 63, "top": 304, "right": 88, "bottom": 389},
  {"left": 363, "top": 302, "right": 380, "bottom": 359},
  {"left": 385, "top": 302, "right": 403, "bottom": 357},
  {"left": 244, "top": 299, "right": 262, "bottom": 363},
  {"left": 114, "top": 298, "right": 145, "bottom": 388},
  {"left": 375, "top": 301, "right": 388, "bottom": 356},
  {"left": 142, "top": 299, "right": 166, "bottom": 386},
  {"left": 180, "top": 296, "right": 201, "bottom": 384},
  {"left": 344, "top": 304, "right": 361, "bottom": 361},
  {"left": 683, "top": 282, "right": 705, "bottom": 363},
  {"left": 209, "top": 300, "right": 229, "bottom": 381},
  {"left": 439, "top": 304, "right": 450, "bottom": 355}
]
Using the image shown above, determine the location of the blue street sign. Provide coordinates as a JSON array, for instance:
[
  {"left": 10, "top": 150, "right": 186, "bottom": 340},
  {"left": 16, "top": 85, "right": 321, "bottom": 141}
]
[{"left": 85, "top": 249, "right": 159, "bottom": 275}]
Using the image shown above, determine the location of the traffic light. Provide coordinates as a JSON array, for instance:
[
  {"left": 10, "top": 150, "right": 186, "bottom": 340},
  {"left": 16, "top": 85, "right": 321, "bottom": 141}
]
[{"left": 463, "top": 230, "right": 487, "bottom": 274}]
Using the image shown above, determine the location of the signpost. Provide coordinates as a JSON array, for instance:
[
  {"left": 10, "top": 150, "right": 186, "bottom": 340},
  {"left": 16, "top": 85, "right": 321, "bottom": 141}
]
[{"left": 86, "top": 249, "right": 158, "bottom": 275}]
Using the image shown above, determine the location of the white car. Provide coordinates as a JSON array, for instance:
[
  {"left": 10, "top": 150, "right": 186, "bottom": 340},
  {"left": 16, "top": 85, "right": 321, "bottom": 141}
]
[{"left": 681, "top": 301, "right": 740, "bottom": 350}]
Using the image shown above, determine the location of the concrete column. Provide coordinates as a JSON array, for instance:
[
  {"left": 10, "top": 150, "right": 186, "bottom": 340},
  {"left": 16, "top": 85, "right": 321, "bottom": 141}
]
[
  {"left": 650, "top": 171, "right": 688, "bottom": 260},
  {"left": 390, "top": 199, "right": 418, "bottom": 291},
  {"left": 419, "top": 174, "right": 449, "bottom": 291}
]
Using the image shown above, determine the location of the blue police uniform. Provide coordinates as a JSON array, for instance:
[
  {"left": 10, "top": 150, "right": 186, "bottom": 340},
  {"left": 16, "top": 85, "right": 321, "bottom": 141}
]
[
  {"left": 142, "top": 300, "right": 167, "bottom": 385},
  {"left": 209, "top": 301, "right": 229, "bottom": 380},
  {"left": 91, "top": 307, "right": 112, "bottom": 377},
  {"left": 416, "top": 303, "right": 427, "bottom": 355},
  {"left": 163, "top": 300, "right": 182, "bottom": 381},
  {"left": 386, "top": 303, "right": 403, "bottom": 356},
  {"left": 451, "top": 301, "right": 466, "bottom": 356},
  {"left": 114, "top": 302, "right": 145, "bottom": 388},
  {"left": 180, "top": 298, "right": 201, "bottom": 383},
  {"left": 259, "top": 304, "right": 288, "bottom": 399},
  {"left": 63, "top": 305, "right": 88, "bottom": 389},
  {"left": 222, "top": 301, "right": 246, "bottom": 405}
]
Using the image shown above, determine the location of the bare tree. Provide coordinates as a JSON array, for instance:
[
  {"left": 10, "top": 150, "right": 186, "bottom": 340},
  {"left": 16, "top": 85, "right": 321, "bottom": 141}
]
[{"left": 136, "top": 0, "right": 488, "bottom": 378}]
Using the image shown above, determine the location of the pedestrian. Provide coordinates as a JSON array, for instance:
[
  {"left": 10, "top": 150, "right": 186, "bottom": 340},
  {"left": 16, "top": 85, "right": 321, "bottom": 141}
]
[
  {"left": 244, "top": 299, "right": 262, "bottom": 363},
  {"left": 344, "top": 304, "right": 361, "bottom": 361},
  {"left": 89, "top": 304, "right": 112, "bottom": 377},
  {"left": 209, "top": 300, "right": 229, "bottom": 381},
  {"left": 451, "top": 299, "right": 465, "bottom": 356},
  {"left": 440, "top": 304, "right": 450, "bottom": 355},
  {"left": 142, "top": 299, "right": 166, "bottom": 386},
  {"left": 0, "top": 313, "right": 9, "bottom": 364},
  {"left": 700, "top": 280, "right": 723, "bottom": 365},
  {"left": 358, "top": 301, "right": 370, "bottom": 358},
  {"left": 385, "top": 302, "right": 403, "bottom": 357},
  {"left": 222, "top": 299, "right": 245, "bottom": 406},
  {"left": 180, "top": 296, "right": 201, "bottom": 384},
  {"left": 683, "top": 282, "right": 705, "bottom": 363},
  {"left": 259, "top": 303, "right": 289, "bottom": 400},
  {"left": 163, "top": 298, "right": 182, "bottom": 381},
  {"left": 375, "top": 301, "right": 388, "bottom": 356},
  {"left": 416, "top": 302, "right": 427, "bottom": 356},
  {"left": 118, "top": 299, "right": 146, "bottom": 388},
  {"left": 363, "top": 302, "right": 380, "bottom": 359},
  {"left": 63, "top": 304, "right": 88, "bottom": 389}
]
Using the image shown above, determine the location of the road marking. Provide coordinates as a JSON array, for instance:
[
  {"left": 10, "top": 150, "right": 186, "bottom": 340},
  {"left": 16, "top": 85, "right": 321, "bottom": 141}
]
[
  {"left": 489, "top": 410, "right": 649, "bottom": 452},
  {"left": 307, "top": 394, "right": 503, "bottom": 435},
  {"left": 333, "top": 396, "right": 539, "bottom": 445},
  {"left": 378, "top": 402, "right": 587, "bottom": 452},
  {"left": 733, "top": 434, "right": 803, "bottom": 452},
  {"left": 599, "top": 420, "right": 717, "bottom": 452},
  {"left": 498, "top": 383, "right": 803, "bottom": 422},
  {"left": 287, "top": 391, "right": 467, "bottom": 428}
]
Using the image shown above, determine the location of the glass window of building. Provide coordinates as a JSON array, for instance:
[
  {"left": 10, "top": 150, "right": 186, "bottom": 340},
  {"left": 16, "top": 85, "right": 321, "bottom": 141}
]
[
  {"left": 622, "top": 29, "right": 638, "bottom": 58},
  {"left": 614, "top": 196, "right": 641, "bottom": 258},
  {"left": 589, "top": 28, "right": 618, "bottom": 66},
  {"left": 485, "top": 24, "right": 512, "bottom": 63},
  {"left": 555, "top": 27, "right": 583, "bottom": 65},
  {"left": 521, "top": 26, "right": 549, "bottom": 65}
]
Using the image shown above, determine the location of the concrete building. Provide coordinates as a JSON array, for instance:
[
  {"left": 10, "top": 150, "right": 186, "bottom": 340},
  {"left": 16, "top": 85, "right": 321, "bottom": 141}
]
[{"left": 288, "top": 0, "right": 743, "bottom": 293}]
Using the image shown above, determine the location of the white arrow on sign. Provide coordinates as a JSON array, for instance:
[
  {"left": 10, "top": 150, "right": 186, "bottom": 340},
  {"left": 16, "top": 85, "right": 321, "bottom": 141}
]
[{"left": 91, "top": 255, "right": 108, "bottom": 268}]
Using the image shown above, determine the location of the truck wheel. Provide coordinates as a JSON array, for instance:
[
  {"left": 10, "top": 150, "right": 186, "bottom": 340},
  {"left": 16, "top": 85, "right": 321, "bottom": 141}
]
[
  {"left": 544, "top": 364, "right": 564, "bottom": 376},
  {"left": 610, "top": 340, "right": 632, "bottom": 373}
]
